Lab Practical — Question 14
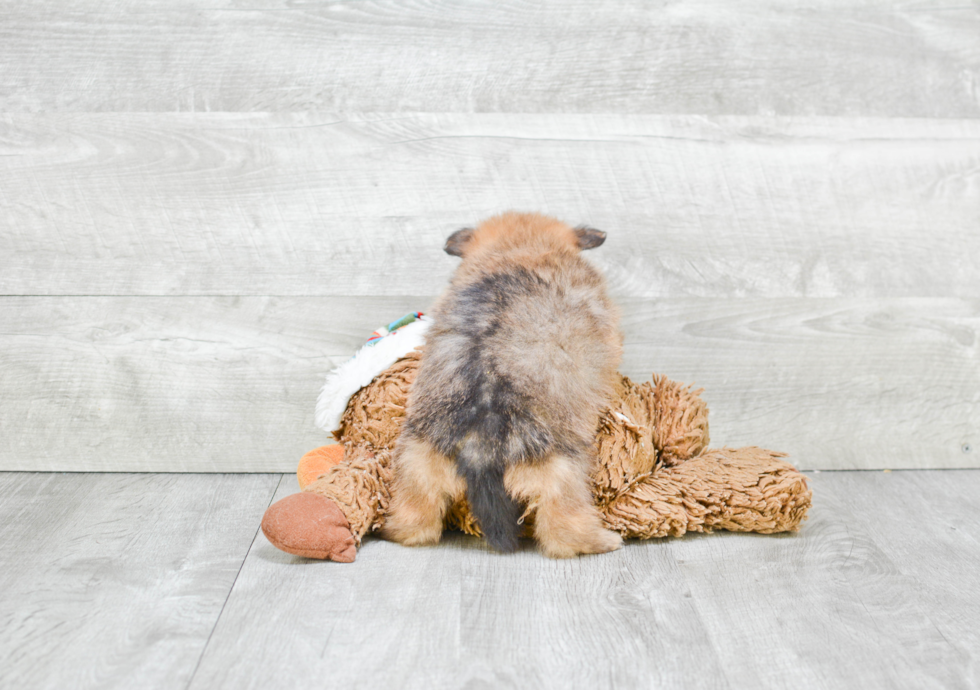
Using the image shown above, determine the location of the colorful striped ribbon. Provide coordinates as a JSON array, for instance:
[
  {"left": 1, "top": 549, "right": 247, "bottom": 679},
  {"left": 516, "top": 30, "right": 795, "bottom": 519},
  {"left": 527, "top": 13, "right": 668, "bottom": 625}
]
[{"left": 365, "top": 312, "right": 425, "bottom": 346}]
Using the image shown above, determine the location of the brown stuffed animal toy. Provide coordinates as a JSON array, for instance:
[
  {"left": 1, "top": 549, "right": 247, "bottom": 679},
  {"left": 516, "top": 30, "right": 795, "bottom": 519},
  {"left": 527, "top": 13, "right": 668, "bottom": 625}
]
[{"left": 261, "top": 350, "right": 812, "bottom": 562}]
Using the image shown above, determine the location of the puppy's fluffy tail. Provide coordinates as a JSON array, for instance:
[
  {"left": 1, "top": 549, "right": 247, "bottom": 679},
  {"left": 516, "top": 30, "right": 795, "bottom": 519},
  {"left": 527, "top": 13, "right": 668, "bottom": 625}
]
[{"left": 457, "top": 444, "right": 522, "bottom": 553}]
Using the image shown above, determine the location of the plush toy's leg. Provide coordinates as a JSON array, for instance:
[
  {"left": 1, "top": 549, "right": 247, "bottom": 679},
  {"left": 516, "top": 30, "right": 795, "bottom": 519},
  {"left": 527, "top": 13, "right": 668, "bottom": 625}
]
[
  {"left": 601, "top": 447, "right": 812, "bottom": 538},
  {"left": 297, "top": 444, "right": 346, "bottom": 490},
  {"left": 261, "top": 444, "right": 396, "bottom": 562},
  {"left": 261, "top": 492, "right": 357, "bottom": 562},
  {"left": 304, "top": 445, "right": 393, "bottom": 544},
  {"left": 506, "top": 454, "right": 622, "bottom": 558},
  {"left": 384, "top": 437, "right": 465, "bottom": 546}
]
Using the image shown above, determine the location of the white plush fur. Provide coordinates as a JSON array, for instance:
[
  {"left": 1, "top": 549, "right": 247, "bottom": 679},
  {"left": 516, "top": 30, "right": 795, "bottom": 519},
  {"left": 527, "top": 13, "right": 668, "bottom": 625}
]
[{"left": 314, "top": 317, "right": 431, "bottom": 434}]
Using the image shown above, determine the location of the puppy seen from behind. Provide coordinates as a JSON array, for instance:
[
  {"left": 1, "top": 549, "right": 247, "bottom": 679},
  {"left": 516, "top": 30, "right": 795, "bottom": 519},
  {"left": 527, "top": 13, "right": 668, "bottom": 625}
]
[{"left": 384, "top": 212, "right": 624, "bottom": 558}]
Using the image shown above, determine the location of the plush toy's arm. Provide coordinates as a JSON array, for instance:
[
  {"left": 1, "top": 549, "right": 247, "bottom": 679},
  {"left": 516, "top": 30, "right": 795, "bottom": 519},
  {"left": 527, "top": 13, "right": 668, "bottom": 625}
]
[
  {"left": 647, "top": 374, "right": 710, "bottom": 466},
  {"left": 590, "top": 375, "right": 658, "bottom": 505},
  {"left": 600, "top": 447, "right": 811, "bottom": 538},
  {"left": 590, "top": 373, "right": 712, "bottom": 506}
]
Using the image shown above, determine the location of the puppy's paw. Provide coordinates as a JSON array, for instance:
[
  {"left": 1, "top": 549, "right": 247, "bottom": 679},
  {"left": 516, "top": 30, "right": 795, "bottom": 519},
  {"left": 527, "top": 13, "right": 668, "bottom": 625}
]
[
  {"left": 582, "top": 527, "right": 624, "bottom": 555},
  {"left": 383, "top": 515, "right": 444, "bottom": 547},
  {"left": 539, "top": 525, "right": 623, "bottom": 559}
]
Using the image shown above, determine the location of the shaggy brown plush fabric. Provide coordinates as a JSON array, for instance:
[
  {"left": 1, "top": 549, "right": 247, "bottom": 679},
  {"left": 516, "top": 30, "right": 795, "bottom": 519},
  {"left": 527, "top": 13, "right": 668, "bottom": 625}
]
[{"left": 299, "top": 350, "right": 811, "bottom": 548}]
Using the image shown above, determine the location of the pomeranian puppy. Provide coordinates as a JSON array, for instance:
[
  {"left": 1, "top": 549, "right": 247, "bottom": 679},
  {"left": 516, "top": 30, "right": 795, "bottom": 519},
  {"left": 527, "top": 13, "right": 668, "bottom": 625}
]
[{"left": 384, "top": 212, "right": 623, "bottom": 558}]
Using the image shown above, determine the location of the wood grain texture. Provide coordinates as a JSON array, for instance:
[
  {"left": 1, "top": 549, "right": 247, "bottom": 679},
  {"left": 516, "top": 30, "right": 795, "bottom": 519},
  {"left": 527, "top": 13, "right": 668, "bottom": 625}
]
[
  {"left": 189, "top": 478, "right": 730, "bottom": 690},
  {"left": 1, "top": 295, "right": 975, "bottom": 472},
  {"left": 188, "top": 477, "right": 466, "bottom": 690},
  {"left": 0, "top": 295, "right": 420, "bottom": 472},
  {"left": 622, "top": 297, "right": 980, "bottom": 471},
  {"left": 2, "top": 0, "right": 978, "bottom": 115},
  {"left": 0, "top": 471, "right": 975, "bottom": 689},
  {"left": 2, "top": 114, "right": 978, "bottom": 298},
  {"left": 0, "top": 472, "right": 280, "bottom": 690},
  {"left": 671, "top": 471, "right": 973, "bottom": 689},
  {"left": 186, "top": 471, "right": 980, "bottom": 689},
  {"left": 824, "top": 470, "right": 980, "bottom": 687},
  {"left": 452, "top": 530, "right": 729, "bottom": 689}
]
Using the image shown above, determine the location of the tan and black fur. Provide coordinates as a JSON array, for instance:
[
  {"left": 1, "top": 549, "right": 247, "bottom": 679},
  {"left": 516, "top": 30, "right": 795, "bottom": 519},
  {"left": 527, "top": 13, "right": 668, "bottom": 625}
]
[{"left": 384, "top": 212, "right": 623, "bottom": 558}]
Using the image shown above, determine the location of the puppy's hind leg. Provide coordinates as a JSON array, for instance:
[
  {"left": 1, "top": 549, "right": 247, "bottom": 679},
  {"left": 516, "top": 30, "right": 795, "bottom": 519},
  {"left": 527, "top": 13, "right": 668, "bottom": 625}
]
[
  {"left": 384, "top": 437, "right": 465, "bottom": 547},
  {"left": 505, "top": 454, "right": 622, "bottom": 559}
]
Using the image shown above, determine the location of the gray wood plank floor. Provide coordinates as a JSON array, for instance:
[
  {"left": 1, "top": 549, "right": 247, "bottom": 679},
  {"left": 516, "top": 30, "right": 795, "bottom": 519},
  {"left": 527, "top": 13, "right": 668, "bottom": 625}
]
[
  {"left": 0, "top": 472, "right": 282, "bottom": 690},
  {"left": 1, "top": 470, "right": 977, "bottom": 690}
]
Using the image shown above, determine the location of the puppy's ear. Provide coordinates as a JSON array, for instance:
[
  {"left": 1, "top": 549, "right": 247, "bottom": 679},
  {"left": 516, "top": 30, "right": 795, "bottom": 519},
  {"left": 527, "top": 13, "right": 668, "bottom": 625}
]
[
  {"left": 445, "top": 227, "right": 475, "bottom": 257},
  {"left": 574, "top": 225, "right": 606, "bottom": 250}
]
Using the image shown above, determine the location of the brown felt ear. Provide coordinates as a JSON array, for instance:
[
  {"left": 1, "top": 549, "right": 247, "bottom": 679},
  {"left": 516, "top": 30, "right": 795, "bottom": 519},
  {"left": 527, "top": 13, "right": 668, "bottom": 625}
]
[
  {"left": 445, "top": 227, "right": 475, "bottom": 257},
  {"left": 574, "top": 225, "right": 606, "bottom": 250}
]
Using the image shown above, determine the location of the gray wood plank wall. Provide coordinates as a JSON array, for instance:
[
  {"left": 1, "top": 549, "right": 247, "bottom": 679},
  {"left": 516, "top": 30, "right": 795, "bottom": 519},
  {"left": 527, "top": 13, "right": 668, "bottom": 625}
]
[
  {"left": 1, "top": 1, "right": 978, "bottom": 471},
  {"left": 3, "top": 1, "right": 979, "bottom": 116}
]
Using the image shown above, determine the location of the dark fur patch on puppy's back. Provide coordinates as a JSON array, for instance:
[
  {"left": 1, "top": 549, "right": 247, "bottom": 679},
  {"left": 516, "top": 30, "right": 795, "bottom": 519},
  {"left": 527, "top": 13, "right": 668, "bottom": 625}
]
[{"left": 407, "top": 267, "right": 559, "bottom": 464}]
